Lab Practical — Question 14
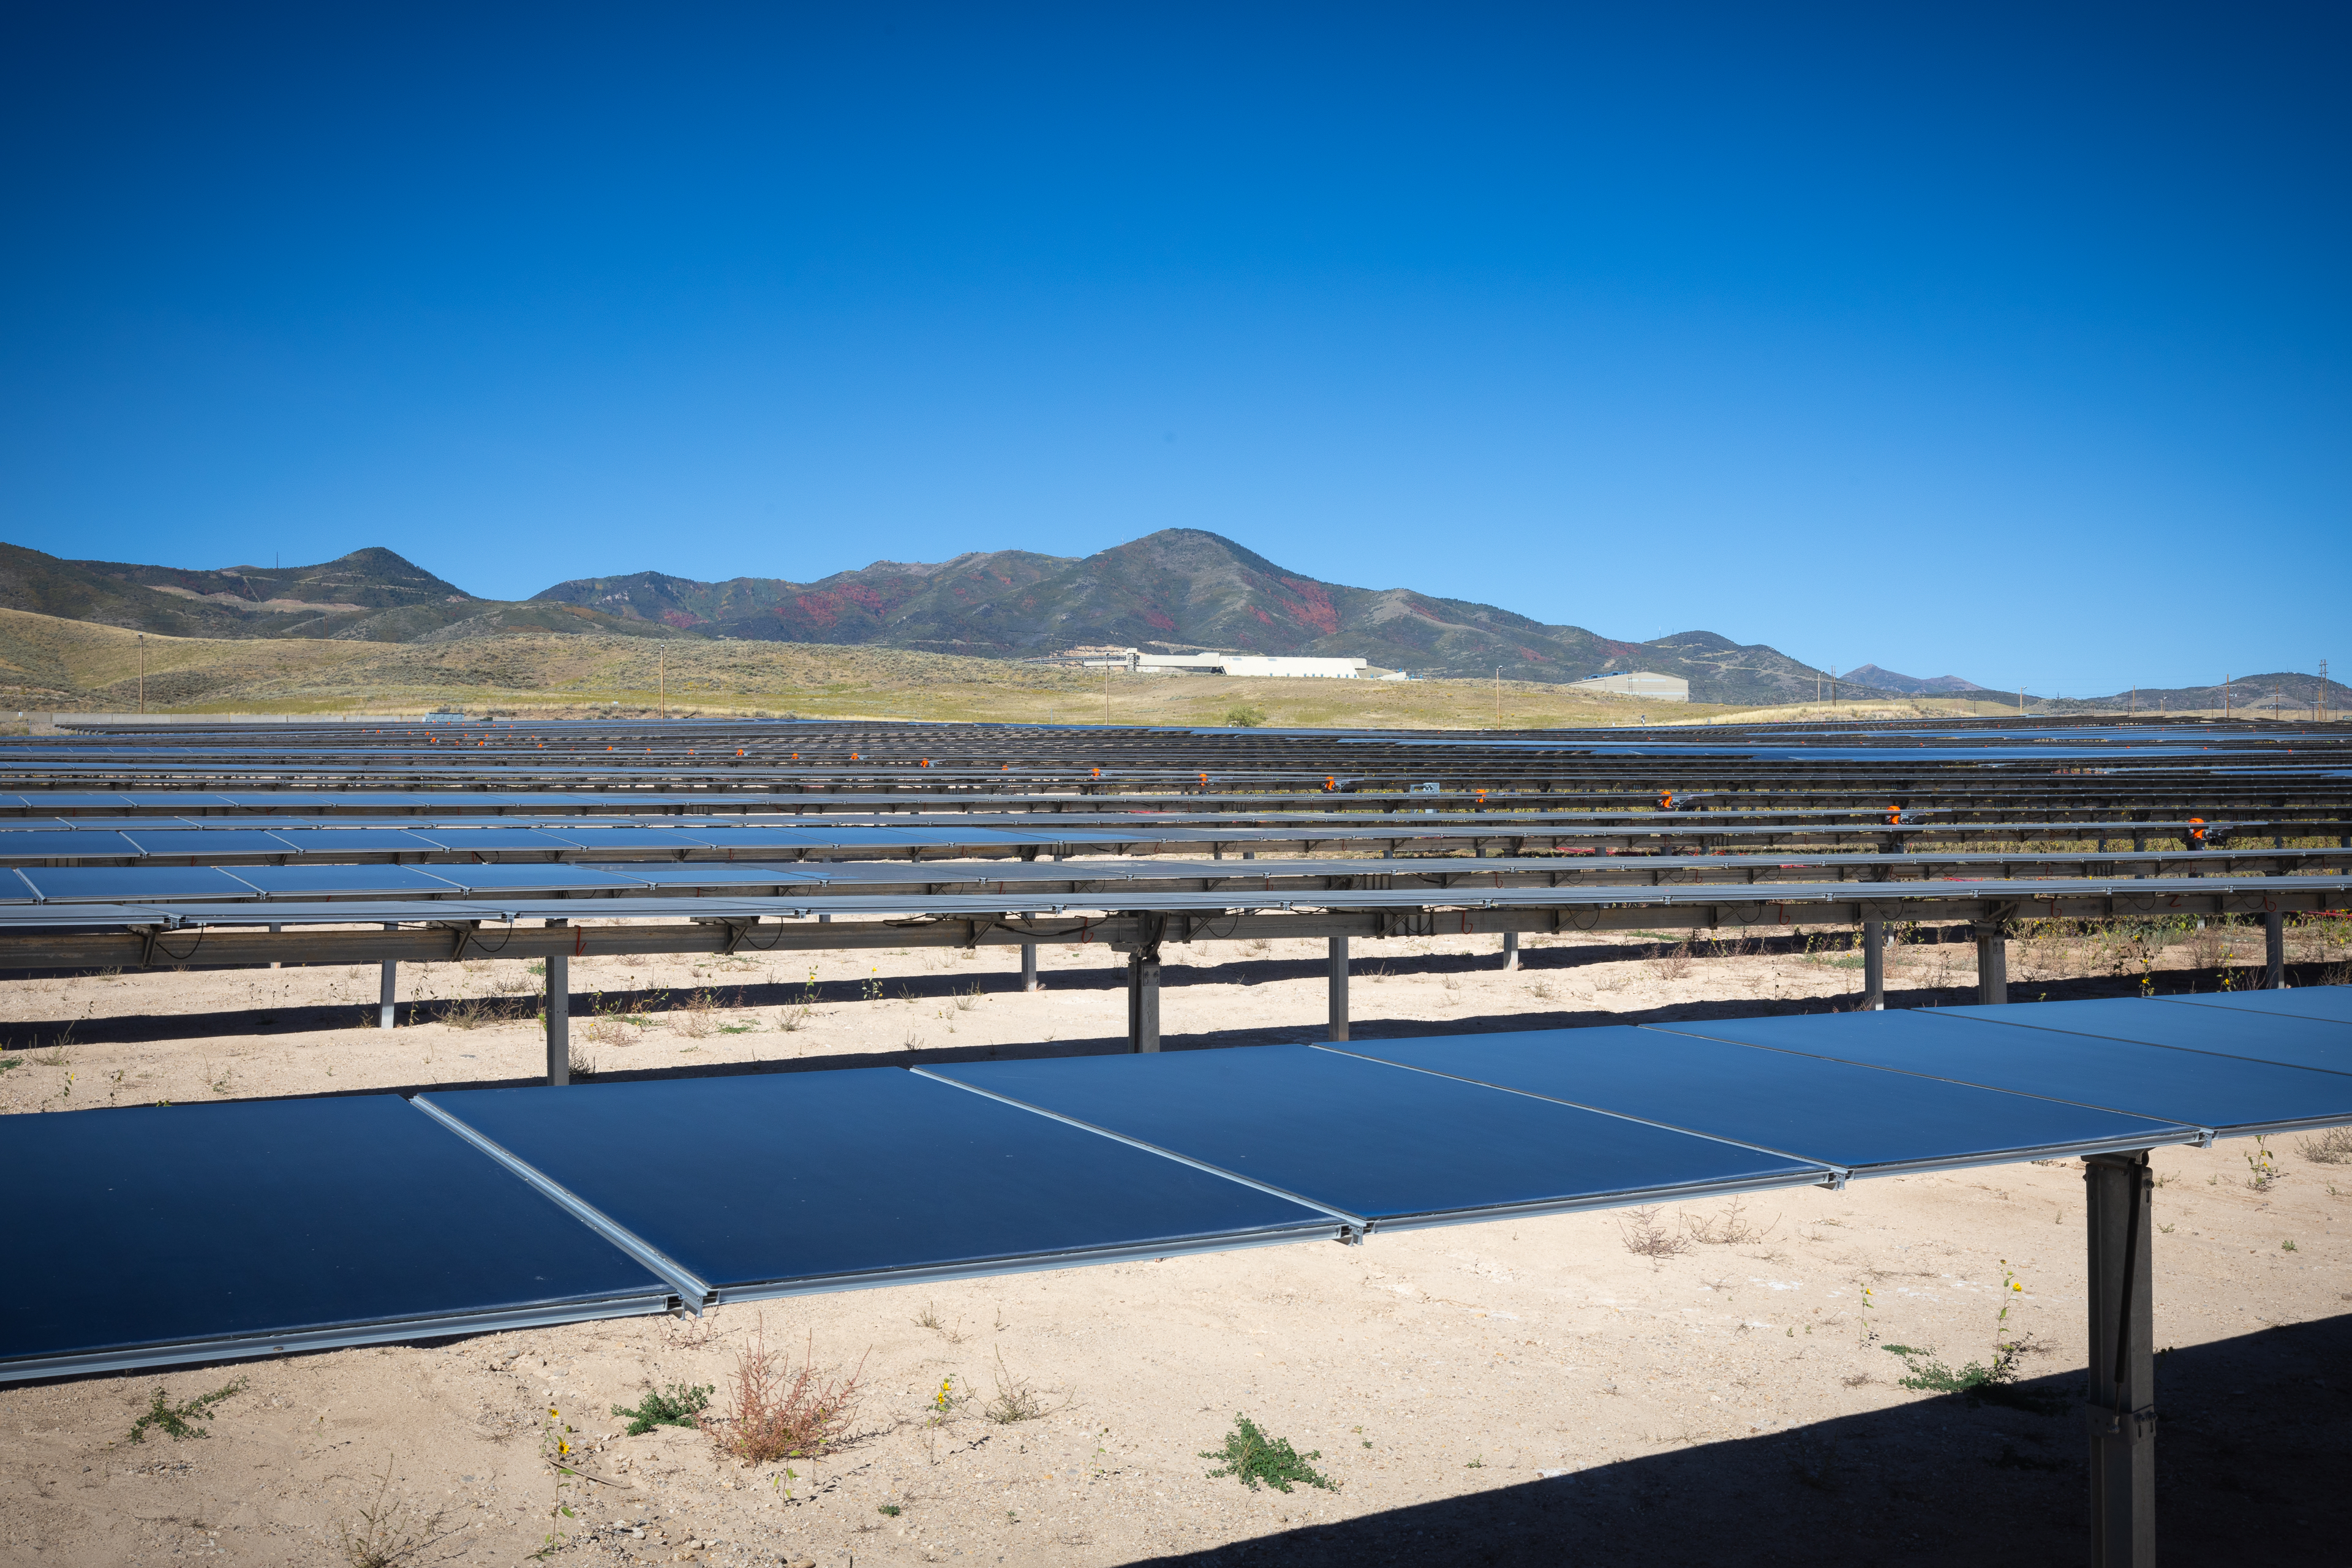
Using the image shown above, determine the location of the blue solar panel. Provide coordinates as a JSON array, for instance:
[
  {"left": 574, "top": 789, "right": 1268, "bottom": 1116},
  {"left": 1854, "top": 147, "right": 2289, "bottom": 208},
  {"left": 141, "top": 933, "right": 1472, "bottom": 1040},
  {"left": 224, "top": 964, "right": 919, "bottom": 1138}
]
[
  {"left": 0, "top": 831, "right": 139, "bottom": 860},
  {"left": 407, "top": 828, "right": 589, "bottom": 853},
  {"left": 233, "top": 865, "right": 475, "bottom": 899},
  {"left": 1943, "top": 996, "right": 2352, "bottom": 1076},
  {"left": 119, "top": 830, "right": 301, "bottom": 858},
  {"left": 407, "top": 865, "right": 654, "bottom": 894},
  {"left": 921, "top": 1047, "right": 1828, "bottom": 1227},
  {"left": 0, "top": 1096, "right": 672, "bottom": 1381},
  {"left": 1659, "top": 1011, "right": 2352, "bottom": 1135},
  {"left": 2158, "top": 986, "right": 2352, "bottom": 1027},
  {"left": 1333, "top": 1027, "right": 2196, "bottom": 1174},
  {"left": 18, "top": 865, "right": 259, "bottom": 902},
  {"left": 282, "top": 829, "right": 444, "bottom": 854},
  {"left": 578, "top": 864, "right": 824, "bottom": 891},
  {"left": 421, "top": 1071, "right": 1342, "bottom": 1298}
]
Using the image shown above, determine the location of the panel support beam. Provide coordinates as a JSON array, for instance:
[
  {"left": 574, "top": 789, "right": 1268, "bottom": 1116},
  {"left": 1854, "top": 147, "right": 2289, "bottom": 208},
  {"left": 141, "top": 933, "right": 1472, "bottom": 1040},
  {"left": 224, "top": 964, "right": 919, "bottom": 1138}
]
[
  {"left": 2264, "top": 910, "right": 2285, "bottom": 989},
  {"left": 1020, "top": 940, "right": 1039, "bottom": 993},
  {"left": 545, "top": 918, "right": 569, "bottom": 1087},
  {"left": 1328, "top": 936, "right": 1350, "bottom": 1042},
  {"left": 1975, "top": 922, "right": 2008, "bottom": 1005},
  {"left": 377, "top": 922, "right": 398, "bottom": 1030},
  {"left": 1861, "top": 914, "right": 1885, "bottom": 1010},
  {"left": 2084, "top": 1151, "right": 2157, "bottom": 1568},
  {"left": 1500, "top": 930, "right": 1519, "bottom": 972}
]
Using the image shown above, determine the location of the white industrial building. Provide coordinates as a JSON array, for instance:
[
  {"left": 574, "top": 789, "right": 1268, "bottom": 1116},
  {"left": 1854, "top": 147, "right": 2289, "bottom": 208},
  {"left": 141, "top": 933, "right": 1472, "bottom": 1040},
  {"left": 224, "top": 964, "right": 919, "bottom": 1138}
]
[
  {"left": 1566, "top": 671, "right": 1689, "bottom": 702},
  {"left": 1048, "top": 648, "right": 1374, "bottom": 679}
]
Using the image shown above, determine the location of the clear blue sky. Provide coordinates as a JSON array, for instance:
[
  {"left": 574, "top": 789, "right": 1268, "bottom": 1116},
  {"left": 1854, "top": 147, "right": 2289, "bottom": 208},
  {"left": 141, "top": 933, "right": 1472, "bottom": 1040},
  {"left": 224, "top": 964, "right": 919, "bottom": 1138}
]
[{"left": 3, "top": 3, "right": 2344, "bottom": 695}]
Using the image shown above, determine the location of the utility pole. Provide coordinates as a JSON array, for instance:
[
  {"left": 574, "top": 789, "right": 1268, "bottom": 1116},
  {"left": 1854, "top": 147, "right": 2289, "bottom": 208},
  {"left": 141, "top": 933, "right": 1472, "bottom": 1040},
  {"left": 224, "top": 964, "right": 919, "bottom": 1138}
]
[
  {"left": 2320, "top": 659, "right": 2330, "bottom": 724},
  {"left": 2223, "top": 673, "right": 2230, "bottom": 721},
  {"left": 138, "top": 635, "right": 145, "bottom": 714},
  {"left": 658, "top": 648, "right": 665, "bottom": 720},
  {"left": 1831, "top": 666, "right": 1838, "bottom": 708},
  {"left": 1493, "top": 667, "right": 1501, "bottom": 726}
]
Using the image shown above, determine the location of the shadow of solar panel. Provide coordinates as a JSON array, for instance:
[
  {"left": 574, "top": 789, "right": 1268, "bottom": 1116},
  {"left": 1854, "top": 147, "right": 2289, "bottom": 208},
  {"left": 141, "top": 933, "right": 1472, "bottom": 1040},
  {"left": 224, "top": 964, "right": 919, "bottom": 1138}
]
[
  {"left": 419, "top": 1071, "right": 1343, "bottom": 1301},
  {"left": 17, "top": 865, "right": 260, "bottom": 902},
  {"left": 2157, "top": 984, "right": 2352, "bottom": 1027},
  {"left": 1943, "top": 995, "right": 2352, "bottom": 1076},
  {"left": 1330, "top": 1027, "right": 2196, "bottom": 1175},
  {"left": 1657, "top": 1010, "right": 2352, "bottom": 1136},
  {"left": 0, "top": 1097, "right": 672, "bottom": 1382},
  {"left": 920, "top": 1047, "right": 1828, "bottom": 1229}
]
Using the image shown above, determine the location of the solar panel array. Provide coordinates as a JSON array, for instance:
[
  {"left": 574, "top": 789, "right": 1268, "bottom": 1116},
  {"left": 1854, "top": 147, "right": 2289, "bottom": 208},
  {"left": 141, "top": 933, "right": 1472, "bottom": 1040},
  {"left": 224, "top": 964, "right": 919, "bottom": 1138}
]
[{"left": 9, "top": 986, "right": 2342, "bottom": 1382}]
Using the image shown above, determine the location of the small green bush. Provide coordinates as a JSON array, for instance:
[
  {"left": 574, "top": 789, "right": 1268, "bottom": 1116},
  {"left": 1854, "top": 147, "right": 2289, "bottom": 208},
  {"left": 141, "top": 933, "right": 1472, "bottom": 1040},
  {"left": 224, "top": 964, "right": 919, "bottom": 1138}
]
[
  {"left": 1200, "top": 1413, "right": 1336, "bottom": 1493},
  {"left": 129, "top": 1379, "right": 246, "bottom": 1443},
  {"left": 1222, "top": 706, "right": 1267, "bottom": 728},
  {"left": 611, "top": 1382, "right": 714, "bottom": 1435}
]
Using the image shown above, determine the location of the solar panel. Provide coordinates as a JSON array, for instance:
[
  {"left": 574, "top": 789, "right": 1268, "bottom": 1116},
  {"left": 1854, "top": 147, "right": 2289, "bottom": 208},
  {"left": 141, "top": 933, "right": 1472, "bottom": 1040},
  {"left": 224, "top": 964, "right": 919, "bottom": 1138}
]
[
  {"left": 232, "top": 864, "right": 478, "bottom": 899},
  {"left": 1942, "top": 995, "right": 2352, "bottom": 1076},
  {"left": 2158, "top": 987, "right": 2352, "bottom": 1027},
  {"left": 919, "top": 1047, "right": 1829, "bottom": 1229},
  {"left": 402, "top": 865, "right": 655, "bottom": 895},
  {"left": 1657, "top": 1010, "right": 2352, "bottom": 1136},
  {"left": 405, "top": 828, "right": 590, "bottom": 853},
  {"left": 17, "top": 865, "right": 260, "bottom": 903},
  {"left": 118, "top": 830, "right": 302, "bottom": 858},
  {"left": 282, "top": 829, "right": 445, "bottom": 854},
  {"left": 1331, "top": 1027, "right": 2196, "bottom": 1174},
  {"left": 0, "top": 1096, "right": 673, "bottom": 1381},
  {"left": 418, "top": 1071, "right": 1343, "bottom": 1300},
  {"left": 576, "top": 864, "right": 826, "bottom": 891},
  {"left": 0, "top": 831, "right": 139, "bottom": 860}
]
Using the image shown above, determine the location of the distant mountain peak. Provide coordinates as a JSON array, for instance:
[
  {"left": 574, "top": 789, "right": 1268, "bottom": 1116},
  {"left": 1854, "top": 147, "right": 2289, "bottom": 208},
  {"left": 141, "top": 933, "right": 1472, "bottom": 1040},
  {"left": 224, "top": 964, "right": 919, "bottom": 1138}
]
[{"left": 1845, "top": 663, "right": 1989, "bottom": 695}]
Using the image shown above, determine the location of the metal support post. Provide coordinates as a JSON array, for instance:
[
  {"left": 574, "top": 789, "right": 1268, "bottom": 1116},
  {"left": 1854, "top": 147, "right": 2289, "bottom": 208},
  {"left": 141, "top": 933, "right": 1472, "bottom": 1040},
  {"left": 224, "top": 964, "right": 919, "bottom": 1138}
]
[
  {"left": 1501, "top": 930, "right": 1519, "bottom": 971},
  {"left": 268, "top": 923, "right": 281, "bottom": 970},
  {"left": 545, "top": 919, "right": 570, "bottom": 1086},
  {"left": 1126, "top": 952, "right": 1161, "bottom": 1052},
  {"left": 1862, "top": 915, "right": 1885, "bottom": 1010},
  {"left": 2084, "top": 1152, "right": 2157, "bottom": 1567},
  {"left": 2264, "top": 910, "right": 2285, "bottom": 989},
  {"left": 1328, "top": 936, "right": 1350, "bottom": 1042},
  {"left": 377, "top": 924, "right": 398, "bottom": 1030},
  {"left": 1974, "top": 922, "right": 2007, "bottom": 1005},
  {"left": 1020, "top": 940, "right": 1039, "bottom": 992}
]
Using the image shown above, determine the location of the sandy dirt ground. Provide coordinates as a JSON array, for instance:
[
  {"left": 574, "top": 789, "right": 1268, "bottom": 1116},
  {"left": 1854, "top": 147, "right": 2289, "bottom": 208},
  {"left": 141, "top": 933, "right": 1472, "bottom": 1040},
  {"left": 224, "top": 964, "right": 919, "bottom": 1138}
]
[{"left": 2, "top": 913, "right": 2348, "bottom": 1567}]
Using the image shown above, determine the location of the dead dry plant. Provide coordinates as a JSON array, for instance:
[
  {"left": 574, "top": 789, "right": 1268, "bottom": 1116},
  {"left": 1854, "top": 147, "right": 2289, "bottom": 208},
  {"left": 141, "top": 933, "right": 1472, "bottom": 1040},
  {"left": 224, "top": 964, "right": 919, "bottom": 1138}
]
[
  {"left": 437, "top": 996, "right": 523, "bottom": 1031},
  {"left": 2295, "top": 1125, "right": 2352, "bottom": 1164},
  {"left": 331, "top": 1457, "right": 453, "bottom": 1568},
  {"left": 1649, "top": 943, "right": 1695, "bottom": 982},
  {"left": 981, "top": 1350, "right": 1057, "bottom": 1425},
  {"left": 1679, "top": 1196, "right": 1773, "bottom": 1246},
  {"left": 674, "top": 988, "right": 723, "bottom": 1039},
  {"left": 1617, "top": 1205, "right": 1692, "bottom": 1262},
  {"left": 704, "top": 1325, "right": 867, "bottom": 1466},
  {"left": 913, "top": 1302, "right": 966, "bottom": 1343}
]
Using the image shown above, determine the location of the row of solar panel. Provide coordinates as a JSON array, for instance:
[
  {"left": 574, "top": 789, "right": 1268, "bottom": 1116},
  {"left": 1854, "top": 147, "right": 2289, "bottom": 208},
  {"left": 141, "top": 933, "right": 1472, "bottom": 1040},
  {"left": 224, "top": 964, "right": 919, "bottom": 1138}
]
[
  {"left": 8, "top": 987, "right": 2347, "bottom": 1382},
  {"left": 6, "top": 868, "right": 2349, "bottom": 914}
]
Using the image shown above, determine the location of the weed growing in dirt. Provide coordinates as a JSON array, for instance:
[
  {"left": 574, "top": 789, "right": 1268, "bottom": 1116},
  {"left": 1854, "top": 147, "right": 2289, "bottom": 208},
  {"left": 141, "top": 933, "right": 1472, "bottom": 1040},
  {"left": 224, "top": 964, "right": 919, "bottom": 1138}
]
[
  {"left": 877, "top": 1504, "right": 903, "bottom": 1517},
  {"left": 566, "top": 1044, "right": 597, "bottom": 1079},
  {"left": 1679, "top": 1196, "right": 1772, "bottom": 1246},
  {"left": 1200, "top": 1414, "right": 1336, "bottom": 1493},
  {"left": 2296, "top": 1126, "right": 2352, "bottom": 1164},
  {"left": 1617, "top": 1205, "right": 1692, "bottom": 1261},
  {"left": 533, "top": 1404, "right": 584, "bottom": 1559},
  {"left": 331, "top": 1457, "right": 453, "bottom": 1568},
  {"left": 706, "top": 1327, "right": 866, "bottom": 1464},
  {"left": 913, "top": 1302, "right": 965, "bottom": 1343},
  {"left": 127, "top": 1379, "right": 246, "bottom": 1443},
  {"left": 2246, "top": 1136, "right": 2283, "bottom": 1191},
  {"left": 982, "top": 1351, "right": 1054, "bottom": 1425},
  {"left": 1879, "top": 1263, "right": 2056, "bottom": 1409},
  {"left": 611, "top": 1383, "right": 714, "bottom": 1435}
]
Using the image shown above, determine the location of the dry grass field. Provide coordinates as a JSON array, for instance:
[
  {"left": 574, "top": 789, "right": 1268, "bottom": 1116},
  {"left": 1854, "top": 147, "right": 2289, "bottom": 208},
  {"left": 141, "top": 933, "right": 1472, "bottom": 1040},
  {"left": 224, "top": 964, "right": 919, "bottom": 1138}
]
[{"left": 0, "top": 606, "right": 2000, "bottom": 731}]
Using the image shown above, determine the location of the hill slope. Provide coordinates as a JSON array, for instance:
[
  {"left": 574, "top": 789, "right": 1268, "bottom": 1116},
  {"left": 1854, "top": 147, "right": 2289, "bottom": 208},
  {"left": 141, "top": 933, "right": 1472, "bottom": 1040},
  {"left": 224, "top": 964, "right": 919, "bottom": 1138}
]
[
  {"left": 535, "top": 529, "right": 1882, "bottom": 704},
  {"left": 0, "top": 543, "right": 685, "bottom": 644}
]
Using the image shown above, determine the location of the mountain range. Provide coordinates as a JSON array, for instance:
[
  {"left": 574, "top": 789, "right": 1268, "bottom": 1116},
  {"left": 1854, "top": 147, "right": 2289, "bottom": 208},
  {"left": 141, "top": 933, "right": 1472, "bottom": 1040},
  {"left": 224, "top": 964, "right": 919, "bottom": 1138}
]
[{"left": 0, "top": 529, "right": 2107, "bottom": 707}]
